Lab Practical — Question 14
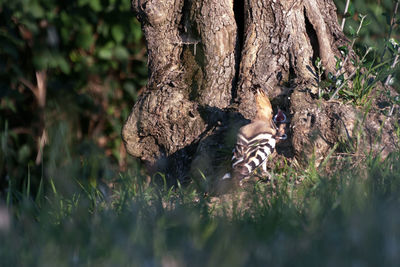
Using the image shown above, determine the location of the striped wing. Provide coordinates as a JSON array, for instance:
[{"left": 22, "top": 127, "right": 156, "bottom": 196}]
[{"left": 231, "top": 132, "right": 276, "bottom": 180}]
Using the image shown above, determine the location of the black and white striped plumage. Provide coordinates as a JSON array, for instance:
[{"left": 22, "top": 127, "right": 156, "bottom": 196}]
[
  {"left": 222, "top": 89, "right": 286, "bottom": 185},
  {"left": 230, "top": 121, "right": 277, "bottom": 180}
]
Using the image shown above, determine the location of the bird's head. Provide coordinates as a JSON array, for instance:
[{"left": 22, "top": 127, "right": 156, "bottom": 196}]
[
  {"left": 255, "top": 88, "right": 273, "bottom": 122},
  {"left": 254, "top": 88, "right": 288, "bottom": 139}
]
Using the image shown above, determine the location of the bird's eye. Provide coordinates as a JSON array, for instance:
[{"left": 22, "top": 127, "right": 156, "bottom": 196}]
[{"left": 273, "top": 110, "right": 287, "bottom": 123}]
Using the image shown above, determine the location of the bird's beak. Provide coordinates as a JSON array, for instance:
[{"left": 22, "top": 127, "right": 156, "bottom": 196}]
[
  {"left": 274, "top": 110, "right": 288, "bottom": 140},
  {"left": 276, "top": 124, "right": 287, "bottom": 140}
]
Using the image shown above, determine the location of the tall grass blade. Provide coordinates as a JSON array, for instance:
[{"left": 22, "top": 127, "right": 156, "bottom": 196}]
[
  {"left": 6, "top": 178, "right": 11, "bottom": 207},
  {"left": 35, "top": 176, "right": 44, "bottom": 206},
  {"left": 26, "top": 165, "right": 31, "bottom": 198}
]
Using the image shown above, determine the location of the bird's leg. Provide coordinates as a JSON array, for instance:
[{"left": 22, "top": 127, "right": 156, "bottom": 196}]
[
  {"left": 238, "top": 176, "right": 251, "bottom": 187},
  {"left": 253, "top": 160, "right": 272, "bottom": 182},
  {"left": 262, "top": 159, "right": 268, "bottom": 172}
]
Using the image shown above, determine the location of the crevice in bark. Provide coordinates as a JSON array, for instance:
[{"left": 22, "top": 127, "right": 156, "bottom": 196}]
[
  {"left": 233, "top": 0, "right": 244, "bottom": 51},
  {"left": 288, "top": 53, "right": 297, "bottom": 82},
  {"left": 304, "top": 10, "right": 320, "bottom": 68},
  {"left": 231, "top": 0, "right": 244, "bottom": 101},
  {"left": 179, "top": 0, "right": 195, "bottom": 38}
]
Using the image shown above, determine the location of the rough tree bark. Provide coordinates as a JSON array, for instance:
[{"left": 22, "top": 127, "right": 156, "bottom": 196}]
[{"left": 123, "top": 0, "right": 399, "bottom": 186}]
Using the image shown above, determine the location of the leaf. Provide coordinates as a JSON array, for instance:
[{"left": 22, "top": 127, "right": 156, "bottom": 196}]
[
  {"left": 76, "top": 24, "right": 94, "bottom": 50},
  {"left": 114, "top": 46, "right": 129, "bottom": 61},
  {"left": 56, "top": 56, "right": 71, "bottom": 74},
  {"left": 111, "top": 25, "right": 124, "bottom": 43},
  {"left": 363, "top": 19, "right": 371, "bottom": 26},
  {"left": 98, "top": 23, "right": 110, "bottom": 38},
  {"left": 342, "top": 90, "right": 355, "bottom": 96},
  {"left": 131, "top": 19, "right": 143, "bottom": 43},
  {"left": 338, "top": 45, "right": 349, "bottom": 56},
  {"left": 30, "top": 3, "right": 45, "bottom": 18},
  {"left": 389, "top": 38, "right": 399, "bottom": 50},
  {"left": 348, "top": 25, "right": 356, "bottom": 36},
  {"left": 334, "top": 56, "right": 342, "bottom": 70},
  {"left": 89, "top": 0, "right": 102, "bottom": 12},
  {"left": 98, "top": 47, "right": 113, "bottom": 60},
  {"left": 387, "top": 77, "right": 395, "bottom": 86},
  {"left": 327, "top": 72, "right": 335, "bottom": 81},
  {"left": 78, "top": 0, "right": 90, "bottom": 6},
  {"left": 314, "top": 57, "right": 321, "bottom": 68}
]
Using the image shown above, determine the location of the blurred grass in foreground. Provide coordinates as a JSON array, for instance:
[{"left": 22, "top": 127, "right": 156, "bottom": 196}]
[{"left": 1, "top": 148, "right": 400, "bottom": 266}]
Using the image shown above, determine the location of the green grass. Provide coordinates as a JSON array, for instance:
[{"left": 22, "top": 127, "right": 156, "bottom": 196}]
[{"left": 1, "top": 149, "right": 400, "bottom": 266}]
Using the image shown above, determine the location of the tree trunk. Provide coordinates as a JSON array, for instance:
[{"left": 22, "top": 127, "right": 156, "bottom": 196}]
[{"left": 123, "top": 0, "right": 398, "bottom": 186}]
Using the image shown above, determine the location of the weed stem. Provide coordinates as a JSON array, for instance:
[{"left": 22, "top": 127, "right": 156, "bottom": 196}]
[{"left": 341, "top": 0, "right": 351, "bottom": 31}]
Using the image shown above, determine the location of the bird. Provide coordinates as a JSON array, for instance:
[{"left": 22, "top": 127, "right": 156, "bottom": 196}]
[{"left": 222, "top": 88, "right": 287, "bottom": 186}]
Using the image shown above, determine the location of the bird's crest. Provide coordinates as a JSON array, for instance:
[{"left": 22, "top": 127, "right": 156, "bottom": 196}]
[{"left": 255, "top": 88, "right": 273, "bottom": 121}]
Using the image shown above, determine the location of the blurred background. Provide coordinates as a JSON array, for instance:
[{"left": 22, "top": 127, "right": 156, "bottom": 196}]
[
  {"left": 0, "top": 0, "right": 399, "bottom": 199},
  {"left": 0, "top": 0, "right": 148, "bottom": 198}
]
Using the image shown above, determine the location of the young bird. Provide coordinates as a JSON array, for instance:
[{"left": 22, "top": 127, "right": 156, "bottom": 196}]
[{"left": 222, "top": 89, "right": 287, "bottom": 185}]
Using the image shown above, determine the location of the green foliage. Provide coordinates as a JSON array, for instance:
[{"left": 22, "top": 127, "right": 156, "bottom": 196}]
[
  {"left": 339, "top": 55, "right": 383, "bottom": 105},
  {"left": 0, "top": 0, "right": 148, "bottom": 193},
  {"left": 335, "top": 0, "right": 396, "bottom": 49},
  {"left": 326, "top": 48, "right": 391, "bottom": 105},
  {"left": 314, "top": 1, "right": 400, "bottom": 107}
]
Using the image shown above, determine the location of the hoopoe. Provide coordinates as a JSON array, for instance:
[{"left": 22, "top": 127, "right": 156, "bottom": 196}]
[{"left": 222, "top": 89, "right": 287, "bottom": 185}]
